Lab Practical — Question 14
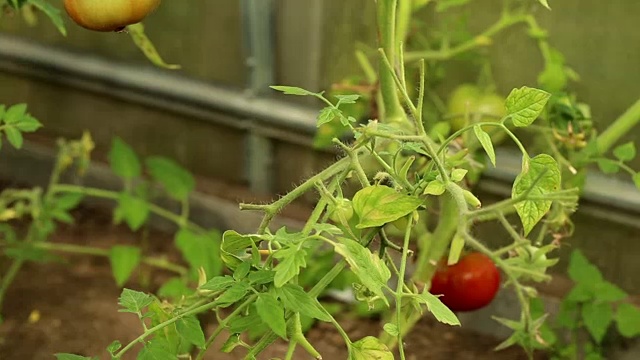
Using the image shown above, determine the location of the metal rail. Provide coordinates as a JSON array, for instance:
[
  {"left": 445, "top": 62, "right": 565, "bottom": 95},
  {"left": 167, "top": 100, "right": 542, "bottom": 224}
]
[{"left": 0, "top": 33, "right": 639, "bottom": 219}]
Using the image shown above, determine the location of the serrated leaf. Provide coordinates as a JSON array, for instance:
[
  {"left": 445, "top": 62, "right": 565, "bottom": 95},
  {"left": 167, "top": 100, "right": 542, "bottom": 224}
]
[
  {"left": 423, "top": 180, "right": 446, "bottom": 196},
  {"left": 248, "top": 270, "right": 276, "bottom": 285},
  {"left": 273, "top": 247, "right": 307, "bottom": 287},
  {"left": 613, "top": 142, "right": 636, "bottom": 162},
  {"left": 512, "top": 154, "right": 560, "bottom": 235},
  {"left": 146, "top": 157, "right": 194, "bottom": 201},
  {"left": 14, "top": 115, "right": 42, "bottom": 132},
  {"left": 417, "top": 292, "right": 461, "bottom": 325},
  {"left": 270, "top": 86, "right": 319, "bottom": 96},
  {"left": 505, "top": 87, "right": 551, "bottom": 127},
  {"left": 277, "top": 284, "right": 331, "bottom": 322},
  {"left": 350, "top": 336, "right": 394, "bottom": 360},
  {"left": 109, "top": 137, "right": 141, "bottom": 179},
  {"left": 118, "top": 288, "right": 153, "bottom": 313},
  {"left": 107, "top": 340, "right": 122, "bottom": 354},
  {"left": 137, "top": 338, "right": 175, "bottom": 360},
  {"left": 582, "top": 302, "right": 612, "bottom": 343},
  {"left": 255, "top": 294, "right": 287, "bottom": 339},
  {"left": 199, "top": 275, "right": 235, "bottom": 292},
  {"left": 333, "top": 238, "right": 391, "bottom": 305},
  {"left": 317, "top": 106, "right": 341, "bottom": 127},
  {"left": 217, "top": 282, "right": 251, "bottom": 307},
  {"left": 4, "top": 127, "right": 23, "bottom": 149},
  {"left": 352, "top": 185, "right": 423, "bottom": 228},
  {"left": 596, "top": 158, "right": 620, "bottom": 174},
  {"left": 335, "top": 94, "right": 361, "bottom": 105},
  {"left": 473, "top": 125, "right": 496, "bottom": 166},
  {"left": 382, "top": 323, "right": 399, "bottom": 336},
  {"left": 220, "top": 230, "right": 261, "bottom": 270},
  {"left": 3, "top": 103, "right": 27, "bottom": 124},
  {"left": 177, "top": 316, "right": 206, "bottom": 349},
  {"left": 109, "top": 245, "right": 141, "bottom": 287},
  {"left": 175, "top": 229, "right": 222, "bottom": 280},
  {"left": 615, "top": 303, "right": 640, "bottom": 337},
  {"left": 114, "top": 193, "right": 149, "bottom": 231},
  {"left": 568, "top": 250, "right": 603, "bottom": 284},
  {"left": 593, "top": 281, "right": 627, "bottom": 302}
]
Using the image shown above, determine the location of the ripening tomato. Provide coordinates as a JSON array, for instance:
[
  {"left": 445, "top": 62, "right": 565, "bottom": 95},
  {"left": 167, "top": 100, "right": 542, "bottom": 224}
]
[
  {"left": 447, "top": 84, "right": 506, "bottom": 131},
  {"left": 429, "top": 252, "right": 500, "bottom": 312},
  {"left": 64, "top": 0, "right": 161, "bottom": 32}
]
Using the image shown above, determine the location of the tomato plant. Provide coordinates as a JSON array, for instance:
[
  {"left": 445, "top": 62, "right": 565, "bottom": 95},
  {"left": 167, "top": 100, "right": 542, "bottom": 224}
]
[
  {"left": 2, "top": 0, "right": 640, "bottom": 360},
  {"left": 429, "top": 252, "right": 500, "bottom": 312}
]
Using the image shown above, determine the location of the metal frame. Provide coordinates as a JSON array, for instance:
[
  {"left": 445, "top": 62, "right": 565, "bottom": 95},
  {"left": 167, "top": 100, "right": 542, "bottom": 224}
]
[{"left": 0, "top": 33, "right": 639, "bottom": 222}]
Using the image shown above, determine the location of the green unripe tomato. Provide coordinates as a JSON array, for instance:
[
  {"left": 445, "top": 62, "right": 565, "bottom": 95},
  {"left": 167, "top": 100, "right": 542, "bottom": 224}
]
[
  {"left": 446, "top": 84, "right": 507, "bottom": 144},
  {"left": 328, "top": 198, "right": 354, "bottom": 223}
]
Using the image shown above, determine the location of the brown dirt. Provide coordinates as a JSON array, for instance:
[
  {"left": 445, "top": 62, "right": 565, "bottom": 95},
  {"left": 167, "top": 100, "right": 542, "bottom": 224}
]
[{"left": 0, "top": 206, "right": 546, "bottom": 360}]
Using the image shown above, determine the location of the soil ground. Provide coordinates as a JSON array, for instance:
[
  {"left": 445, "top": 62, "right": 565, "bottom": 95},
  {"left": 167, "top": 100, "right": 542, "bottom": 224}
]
[{"left": 0, "top": 203, "right": 546, "bottom": 360}]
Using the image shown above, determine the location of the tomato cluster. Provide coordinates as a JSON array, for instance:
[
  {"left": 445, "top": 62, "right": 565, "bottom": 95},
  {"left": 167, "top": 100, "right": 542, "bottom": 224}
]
[
  {"left": 429, "top": 252, "right": 501, "bottom": 312},
  {"left": 64, "top": 0, "right": 161, "bottom": 32}
]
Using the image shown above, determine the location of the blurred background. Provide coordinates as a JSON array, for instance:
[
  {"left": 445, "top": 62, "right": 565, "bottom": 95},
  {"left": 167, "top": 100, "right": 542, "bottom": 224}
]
[{"left": 1, "top": 0, "right": 639, "bottom": 304}]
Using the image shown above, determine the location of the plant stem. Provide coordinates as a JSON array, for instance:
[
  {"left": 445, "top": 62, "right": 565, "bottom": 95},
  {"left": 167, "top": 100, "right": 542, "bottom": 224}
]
[
  {"left": 13, "top": 241, "right": 187, "bottom": 275},
  {"left": 595, "top": 97, "right": 640, "bottom": 155},
  {"left": 51, "top": 184, "right": 206, "bottom": 234},
  {"left": 377, "top": 0, "right": 405, "bottom": 124},
  {"left": 395, "top": 214, "right": 414, "bottom": 360},
  {"left": 195, "top": 295, "right": 257, "bottom": 360}
]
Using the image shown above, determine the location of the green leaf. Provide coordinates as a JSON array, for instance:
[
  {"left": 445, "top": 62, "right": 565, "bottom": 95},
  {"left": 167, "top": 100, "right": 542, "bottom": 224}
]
[
  {"left": 615, "top": 303, "right": 640, "bottom": 337},
  {"left": 582, "top": 302, "right": 612, "bottom": 343},
  {"left": 27, "top": 0, "right": 67, "bottom": 35},
  {"left": 109, "top": 245, "right": 141, "bottom": 287},
  {"left": 512, "top": 154, "right": 560, "bottom": 235},
  {"left": 146, "top": 157, "right": 195, "bottom": 201},
  {"left": 3, "top": 103, "right": 27, "bottom": 124},
  {"left": 349, "top": 336, "right": 394, "bottom": 360},
  {"left": 220, "top": 230, "right": 261, "bottom": 270},
  {"left": 233, "top": 261, "right": 251, "bottom": 281},
  {"left": 118, "top": 288, "right": 153, "bottom": 313},
  {"left": 596, "top": 159, "right": 620, "bottom": 174},
  {"left": 277, "top": 284, "right": 331, "bottom": 322},
  {"left": 109, "top": 137, "right": 142, "bottom": 179},
  {"left": 505, "top": 87, "right": 551, "bottom": 127},
  {"left": 352, "top": 185, "right": 423, "bottom": 229},
  {"left": 54, "top": 355, "right": 94, "bottom": 360},
  {"left": 382, "top": 323, "right": 399, "bottom": 336},
  {"left": 248, "top": 270, "right": 276, "bottom": 285},
  {"left": 175, "top": 229, "right": 222, "bottom": 280},
  {"left": 217, "top": 282, "right": 251, "bottom": 307},
  {"left": 177, "top": 316, "right": 206, "bottom": 349},
  {"left": 333, "top": 238, "right": 391, "bottom": 305},
  {"left": 127, "top": 23, "right": 180, "bottom": 70},
  {"left": 114, "top": 193, "right": 149, "bottom": 231},
  {"left": 137, "top": 338, "right": 175, "bottom": 360},
  {"left": 593, "top": 281, "right": 627, "bottom": 302},
  {"left": 473, "top": 125, "right": 496, "bottom": 166},
  {"left": 14, "top": 115, "right": 42, "bottom": 132},
  {"left": 317, "top": 107, "right": 341, "bottom": 127},
  {"left": 54, "top": 192, "right": 84, "bottom": 210},
  {"left": 568, "top": 250, "right": 602, "bottom": 284},
  {"left": 417, "top": 292, "right": 461, "bottom": 325},
  {"left": 4, "top": 127, "right": 23, "bottom": 149},
  {"left": 335, "top": 94, "right": 361, "bottom": 106},
  {"left": 199, "top": 275, "right": 235, "bottom": 292},
  {"left": 255, "top": 294, "right": 287, "bottom": 339},
  {"left": 270, "top": 86, "right": 319, "bottom": 96},
  {"left": 273, "top": 247, "right": 307, "bottom": 287},
  {"left": 450, "top": 168, "right": 468, "bottom": 182},
  {"left": 423, "top": 180, "right": 446, "bottom": 196},
  {"left": 613, "top": 142, "right": 636, "bottom": 162},
  {"left": 107, "top": 340, "right": 122, "bottom": 354}
]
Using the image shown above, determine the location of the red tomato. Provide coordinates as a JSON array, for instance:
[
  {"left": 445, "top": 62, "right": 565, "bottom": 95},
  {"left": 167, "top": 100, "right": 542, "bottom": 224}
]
[
  {"left": 64, "top": 0, "right": 161, "bottom": 32},
  {"left": 429, "top": 252, "right": 500, "bottom": 312}
]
